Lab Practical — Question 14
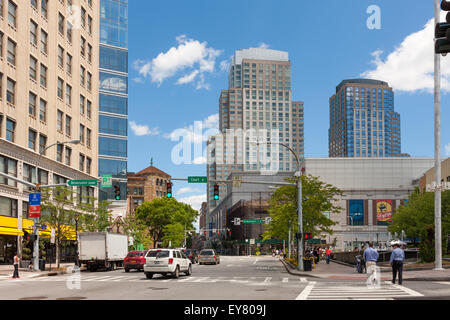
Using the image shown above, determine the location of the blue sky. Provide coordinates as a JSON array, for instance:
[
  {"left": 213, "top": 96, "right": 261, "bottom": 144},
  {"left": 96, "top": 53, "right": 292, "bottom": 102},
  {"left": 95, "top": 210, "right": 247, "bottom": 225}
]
[{"left": 127, "top": 0, "right": 450, "bottom": 210}]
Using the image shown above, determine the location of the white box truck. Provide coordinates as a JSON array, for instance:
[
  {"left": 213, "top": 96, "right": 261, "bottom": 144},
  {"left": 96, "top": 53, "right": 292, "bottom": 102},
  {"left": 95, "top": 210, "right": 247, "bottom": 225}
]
[{"left": 78, "top": 232, "right": 129, "bottom": 272}]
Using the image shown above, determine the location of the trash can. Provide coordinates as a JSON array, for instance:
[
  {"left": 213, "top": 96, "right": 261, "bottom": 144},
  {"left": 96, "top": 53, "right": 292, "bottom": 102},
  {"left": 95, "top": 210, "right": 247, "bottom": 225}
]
[
  {"left": 39, "top": 259, "right": 45, "bottom": 271},
  {"left": 303, "top": 258, "right": 312, "bottom": 271}
]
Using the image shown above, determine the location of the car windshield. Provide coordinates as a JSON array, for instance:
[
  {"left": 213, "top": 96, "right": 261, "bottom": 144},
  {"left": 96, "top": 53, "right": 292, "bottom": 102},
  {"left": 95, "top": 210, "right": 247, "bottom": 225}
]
[
  {"left": 127, "top": 252, "right": 144, "bottom": 257},
  {"left": 200, "top": 250, "right": 214, "bottom": 256},
  {"left": 147, "top": 250, "right": 170, "bottom": 258},
  {"left": 185, "top": 250, "right": 192, "bottom": 254}
]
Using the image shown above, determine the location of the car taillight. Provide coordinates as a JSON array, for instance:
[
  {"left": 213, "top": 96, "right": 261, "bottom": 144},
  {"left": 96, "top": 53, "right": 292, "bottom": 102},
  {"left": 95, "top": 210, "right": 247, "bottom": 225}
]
[
  {"left": 213, "top": 256, "right": 216, "bottom": 259},
  {"left": 189, "top": 255, "right": 193, "bottom": 257},
  {"left": 168, "top": 258, "right": 173, "bottom": 264}
]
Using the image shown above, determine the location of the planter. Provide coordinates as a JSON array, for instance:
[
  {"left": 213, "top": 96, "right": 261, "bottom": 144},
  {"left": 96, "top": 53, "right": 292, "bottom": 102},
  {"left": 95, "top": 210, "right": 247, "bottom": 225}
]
[{"left": 20, "top": 260, "right": 31, "bottom": 269}]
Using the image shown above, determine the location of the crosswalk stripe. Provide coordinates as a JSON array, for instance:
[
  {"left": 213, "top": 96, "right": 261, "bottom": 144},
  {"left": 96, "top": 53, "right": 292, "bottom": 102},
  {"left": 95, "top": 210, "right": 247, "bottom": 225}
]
[
  {"left": 282, "top": 278, "right": 289, "bottom": 283},
  {"left": 300, "top": 278, "right": 307, "bottom": 282},
  {"left": 264, "top": 277, "right": 272, "bottom": 283},
  {"left": 296, "top": 282, "right": 316, "bottom": 300}
]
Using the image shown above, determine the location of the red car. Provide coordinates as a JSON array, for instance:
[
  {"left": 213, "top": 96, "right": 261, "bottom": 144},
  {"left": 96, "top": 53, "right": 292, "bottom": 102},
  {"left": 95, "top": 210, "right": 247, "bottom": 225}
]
[{"left": 124, "top": 251, "right": 147, "bottom": 272}]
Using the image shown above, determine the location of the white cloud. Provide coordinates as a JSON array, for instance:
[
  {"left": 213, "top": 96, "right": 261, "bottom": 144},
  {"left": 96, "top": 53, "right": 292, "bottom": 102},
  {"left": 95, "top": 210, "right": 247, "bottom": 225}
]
[
  {"left": 178, "top": 194, "right": 206, "bottom": 212},
  {"left": 129, "top": 121, "right": 160, "bottom": 136},
  {"left": 445, "top": 143, "right": 450, "bottom": 157},
  {"left": 361, "top": 13, "right": 450, "bottom": 92},
  {"left": 132, "top": 77, "right": 145, "bottom": 84},
  {"left": 220, "top": 60, "right": 230, "bottom": 72},
  {"left": 177, "top": 187, "right": 204, "bottom": 195},
  {"left": 164, "top": 113, "right": 219, "bottom": 143},
  {"left": 176, "top": 70, "right": 199, "bottom": 85},
  {"left": 133, "top": 35, "right": 222, "bottom": 90},
  {"left": 258, "top": 42, "right": 270, "bottom": 49}
]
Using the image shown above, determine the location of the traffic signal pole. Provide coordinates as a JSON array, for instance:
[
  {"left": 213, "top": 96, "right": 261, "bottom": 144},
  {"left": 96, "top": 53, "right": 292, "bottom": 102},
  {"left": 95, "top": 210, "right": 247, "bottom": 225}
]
[{"left": 434, "top": 0, "right": 444, "bottom": 271}]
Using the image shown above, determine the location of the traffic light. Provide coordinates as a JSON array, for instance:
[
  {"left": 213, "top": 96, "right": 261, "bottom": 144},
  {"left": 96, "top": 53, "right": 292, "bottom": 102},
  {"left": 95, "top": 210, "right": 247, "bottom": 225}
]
[
  {"left": 166, "top": 182, "right": 172, "bottom": 198},
  {"left": 114, "top": 185, "right": 121, "bottom": 200},
  {"left": 214, "top": 184, "right": 219, "bottom": 200},
  {"left": 304, "top": 233, "right": 312, "bottom": 240},
  {"left": 435, "top": 1, "right": 450, "bottom": 55}
]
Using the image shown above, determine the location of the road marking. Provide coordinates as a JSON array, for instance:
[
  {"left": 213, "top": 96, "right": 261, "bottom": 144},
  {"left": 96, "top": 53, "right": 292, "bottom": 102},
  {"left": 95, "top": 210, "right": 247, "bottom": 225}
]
[
  {"left": 296, "top": 281, "right": 316, "bottom": 300},
  {"left": 282, "top": 278, "right": 289, "bottom": 283},
  {"left": 253, "top": 259, "right": 258, "bottom": 265},
  {"left": 434, "top": 282, "right": 450, "bottom": 286},
  {"left": 264, "top": 277, "right": 272, "bottom": 283},
  {"left": 385, "top": 282, "right": 423, "bottom": 297},
  {"left": 300, "top": 277, "right": 307, "bottom": 282}
]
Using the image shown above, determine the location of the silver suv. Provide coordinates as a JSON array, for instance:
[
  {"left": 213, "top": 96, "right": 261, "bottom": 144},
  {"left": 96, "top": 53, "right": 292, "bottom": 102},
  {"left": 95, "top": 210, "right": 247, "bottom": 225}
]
[{"left": 143, "top": 249, "right": 192, "bottom": 279}]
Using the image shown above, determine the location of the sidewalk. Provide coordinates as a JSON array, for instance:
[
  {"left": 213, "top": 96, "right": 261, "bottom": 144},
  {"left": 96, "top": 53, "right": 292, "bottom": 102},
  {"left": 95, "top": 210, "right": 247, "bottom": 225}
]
[
  {"left": 281, "top": 259, "right": 450, "bottom": 281},
  {"left": 0, "top": 263, "right": 77, "bottom": 280}
]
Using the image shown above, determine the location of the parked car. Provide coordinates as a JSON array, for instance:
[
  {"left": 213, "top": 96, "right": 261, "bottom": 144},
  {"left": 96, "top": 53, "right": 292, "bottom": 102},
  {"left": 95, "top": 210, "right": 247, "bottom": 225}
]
[
  {"left": 124, "top": 251, "right": 147, "bottom": 272},
  {"left": 183, "top": 249, "right": 198, "bottom": 264},
  {"left": 198, "top": 249, "right": 220, "bottom": 265},
  {"left": 144, "top": 249, "right": 192, "bottom": 279}
]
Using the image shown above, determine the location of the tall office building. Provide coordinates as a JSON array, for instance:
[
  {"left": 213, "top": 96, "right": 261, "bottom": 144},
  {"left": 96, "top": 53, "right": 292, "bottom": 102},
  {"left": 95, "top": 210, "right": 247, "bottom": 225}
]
[
  {"left": 98, "top": 0, "right": 128, "bottom": 204},
  {"left": 0, "top": 0, "right": 99, "bottom": 262},
  {"left": 329, "top": 79, "right": 408, "bottom": 158},
  {"left": 207, "top": 48, "right": 304, "bottom": 212}
]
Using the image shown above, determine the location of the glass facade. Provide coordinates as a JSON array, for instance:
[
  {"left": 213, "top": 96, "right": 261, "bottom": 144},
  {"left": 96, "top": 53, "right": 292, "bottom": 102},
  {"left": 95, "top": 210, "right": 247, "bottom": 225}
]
[
  {"left": 99, "top": 0, "right": 128, "bottom": 201},
  {"left": 329, "top": 80, "right": 403, "bottom": 158}
]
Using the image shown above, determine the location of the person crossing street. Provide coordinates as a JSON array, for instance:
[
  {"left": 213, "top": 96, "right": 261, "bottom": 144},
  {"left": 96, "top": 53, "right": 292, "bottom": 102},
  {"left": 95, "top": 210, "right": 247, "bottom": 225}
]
[
  {"left": 363, "top": 242, "right": 378, "bottom": 276},
  {"left": 390, "top": 243, "right": 405, "bottom": 285}
]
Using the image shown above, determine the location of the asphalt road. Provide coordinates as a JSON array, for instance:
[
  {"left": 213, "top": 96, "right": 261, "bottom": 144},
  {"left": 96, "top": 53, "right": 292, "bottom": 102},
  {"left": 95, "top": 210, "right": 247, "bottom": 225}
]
[{"left": 0, "top": 256, "right": 449, "bottom": 300}]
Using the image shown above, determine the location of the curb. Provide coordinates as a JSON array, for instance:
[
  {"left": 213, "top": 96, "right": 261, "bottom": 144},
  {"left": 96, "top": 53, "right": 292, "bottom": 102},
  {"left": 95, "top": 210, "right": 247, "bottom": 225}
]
[{"left": 279, "top": 259, "right": 322, "bottom": 279}]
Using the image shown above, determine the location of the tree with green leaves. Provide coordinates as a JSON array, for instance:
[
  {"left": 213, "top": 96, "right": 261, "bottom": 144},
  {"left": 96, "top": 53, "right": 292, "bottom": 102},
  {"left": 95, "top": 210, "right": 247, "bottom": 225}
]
[
  {"left": 264, "top": 175, "right": 343, "bottom": 242},
  {"left": 79, "top": 200, "right": 114, "bottom": 233},
  {"left": 122, "top": 214, "right": 154, "bottom": 250},
  {"left": 388, "top": 189, "right": 449, "bottom": 262},
  {"left": 134, "top": 197, "right": 198, "bottom": 248},
  {"left": 162, "top": 223, "right": 185, "bottom": 248}
]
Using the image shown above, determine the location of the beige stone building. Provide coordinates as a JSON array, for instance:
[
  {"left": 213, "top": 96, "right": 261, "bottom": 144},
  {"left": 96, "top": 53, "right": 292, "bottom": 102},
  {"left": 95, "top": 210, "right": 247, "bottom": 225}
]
[
  {"left": 419, "top": 158, "right": 450, "bottom": 192},
  {"left": 0, "top": 0, "right": 99, "bottom": 263},
  {"left": 127, "top": 166, "right": 171, "bottom": 215}
]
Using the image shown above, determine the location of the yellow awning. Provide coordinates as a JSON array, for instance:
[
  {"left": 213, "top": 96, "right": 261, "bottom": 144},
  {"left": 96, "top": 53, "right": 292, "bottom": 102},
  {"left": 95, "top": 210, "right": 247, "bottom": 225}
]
[{"left": 0, "top": 227, "right": 24, "bottom": 236}]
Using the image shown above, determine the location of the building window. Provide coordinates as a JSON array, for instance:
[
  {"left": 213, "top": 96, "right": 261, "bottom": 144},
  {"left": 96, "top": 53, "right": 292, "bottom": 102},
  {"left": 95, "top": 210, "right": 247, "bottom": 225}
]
[
  {"left": 30, "top": 20, "right": 38, "bottom": 46},
  {"left": 86, "top": 157, "right": 92, "bottom": 174},
  {"left": 39, "top": 134, "right": 47, "bottom": 155},
  {"left": 8, "top": 1, "right": 17, "bottom": 27},
  {"left": 86, "top": 100, "right": 92, "bottom": 118},
  {"left": 39, "top": 99, "right": 47, "bottom": 122},
  {"left": 56, "top": 144, "right": 63, "bottom": 163},
  {"left": 86, "top": 128, "right": 91, "bottom": 147},
  {"left": 80, "top": 66, "right": 85, "bottom": 85},
  {"left": 40, "top": 30, "right": 48, "bottom": 54},
  {"left": 28, "top": 129, "right": 37, "bottom": 150},
  {"left": 58, "top": 13, "right": 65, "bottom": 35},
  {"left": 80, "top": 95, "right": 85, "bottom": 115},
  {"left": 80, "top": 124, "right": 85, "bottom": 144},
  {"left": 6, "top": 78, "right": 15, "bottom": 104},
  {"left": 79, "top": 154, "right": 85, "bottom": 171},
  {"left": 57, "top": 110, "right": 63, "bottom": 132},
  {"left": 65, "top": 147, "right": 71, "bottom": 166},
  {"left": 41, "top": 0, "right": 47, "bottom": 18},
  {"left": 67, "top": 22, "right": 72, "bottom": 43},
  {"left": 58, "top": 46, "right": 64, "bottom": 68},
  {"left": 29, "top": 92, "right": 37, "bottom": 117},
  {"left": 65, "top": 84, "right": 72, "bottom": 105},
  {"left": 30, "top": 56, "right": 37, "bottom": 80},
  {"left": 87, "top": 72, "right": 92, "bottom": 91},
  {"left": 7, "top": 38, "right": 16, "bottom": 65},
  {"left": 40, "top": 64, "right": 47, "bottom": 87},
  {"left": 0, "top": 197, "right": 18, "bottom": 218},
  {"left": 65, "top": 115, "right": 71, "bottom": 136},
  {"left": 57, "top": 78, "right": 64, "bottom": 99},
  {"left": 81, "top": 37, "right": 86, "bottom": 56},
  {"left": 66, "top": 53, "right": 72, "bottom": 74}
]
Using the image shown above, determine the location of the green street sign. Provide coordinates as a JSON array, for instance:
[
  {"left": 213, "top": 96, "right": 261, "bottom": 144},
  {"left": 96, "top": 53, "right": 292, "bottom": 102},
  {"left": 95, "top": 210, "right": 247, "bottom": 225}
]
[
  {"left": 68, "top": 180, "right": 98, "bottom": 187},
  {"left": 188, "top": 176, "right": 208, "bottom": 183},
  {"left": 242, "top": 219, "right": 263, "bottom": 224},
  {"left": 101, "top": 175, "right": 113, "bottom": 188}
]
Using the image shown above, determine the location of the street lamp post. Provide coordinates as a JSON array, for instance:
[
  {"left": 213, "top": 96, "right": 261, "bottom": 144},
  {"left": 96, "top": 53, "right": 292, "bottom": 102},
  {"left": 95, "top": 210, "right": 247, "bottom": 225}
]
[
  {"left": 32, "top": 139, "right": 80, "bottom": 271},
  {"left": 74, "top": 213, "right": 79, "bottom": 267},
  {"left": 257, "top": 141, "right": 304, "bottom": 271}
]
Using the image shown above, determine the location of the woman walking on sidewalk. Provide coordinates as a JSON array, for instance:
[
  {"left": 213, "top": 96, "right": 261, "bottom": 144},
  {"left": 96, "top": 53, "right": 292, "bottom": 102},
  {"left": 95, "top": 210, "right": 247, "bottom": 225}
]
[{"left": 12, "top": 253, "right": 20, "bottom": 279}]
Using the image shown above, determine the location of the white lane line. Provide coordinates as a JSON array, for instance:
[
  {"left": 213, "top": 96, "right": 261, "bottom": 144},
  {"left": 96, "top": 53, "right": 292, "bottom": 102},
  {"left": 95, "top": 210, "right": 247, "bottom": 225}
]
[
  {"left": 296, "top": 281, "right": 316, "bottom": 300},
  {"left": 435, "top": 282, "right": 450, "bottom": 285},
  {"left": 264, "top": 277, "right": 272, "bottom": 283},
  {"left": 282, "top": 278, "right": 289, "bottom": 283},
  {"left": 253, "top": 259, "right": 258, "bottom": 265}
]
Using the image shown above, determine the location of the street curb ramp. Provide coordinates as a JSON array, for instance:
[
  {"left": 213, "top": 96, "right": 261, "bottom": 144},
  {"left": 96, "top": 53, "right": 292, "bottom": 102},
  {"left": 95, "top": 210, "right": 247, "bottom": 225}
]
[{"left": 279, "top": 258, "right": 321, "bottom": 279}]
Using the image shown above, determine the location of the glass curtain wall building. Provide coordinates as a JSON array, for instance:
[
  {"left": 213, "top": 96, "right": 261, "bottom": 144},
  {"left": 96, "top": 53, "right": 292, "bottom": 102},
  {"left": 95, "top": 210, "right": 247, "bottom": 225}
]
[
  {"left": 99, "top": 0, "right": 128, "bottom": 201},
  {"left": 329, "top": 79, "right": 409, "bottom": 158}
]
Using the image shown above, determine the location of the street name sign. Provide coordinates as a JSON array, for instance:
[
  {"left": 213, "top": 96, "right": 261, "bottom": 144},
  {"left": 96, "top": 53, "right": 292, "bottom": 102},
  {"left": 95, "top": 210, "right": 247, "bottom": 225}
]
[
  {"left": 68, "top": 180, "right": 98, "bottom": 187},
  {"left": 188, "top": 177, "right": 208, "bottom": 183},
  {"left": 101, "top": 175, "right": 113, "bottom": 188},
  {"left": 243, "top": 219, "right": 263, "bottom": 224}
]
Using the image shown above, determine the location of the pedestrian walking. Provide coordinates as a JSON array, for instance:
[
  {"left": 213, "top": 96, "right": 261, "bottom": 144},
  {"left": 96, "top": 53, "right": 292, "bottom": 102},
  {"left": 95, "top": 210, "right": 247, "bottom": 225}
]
[
  {"left": 363, "top": 242, "right": 379, "bottom": 276},
  {"left": 325, "top": 247, "right": 332, "bottom": 264},
  {"left": 12, "top": 253, "right": 20, "bottom": 279},
  {"left": 390, "top": 243, "right": 405, "bottom": 285}
]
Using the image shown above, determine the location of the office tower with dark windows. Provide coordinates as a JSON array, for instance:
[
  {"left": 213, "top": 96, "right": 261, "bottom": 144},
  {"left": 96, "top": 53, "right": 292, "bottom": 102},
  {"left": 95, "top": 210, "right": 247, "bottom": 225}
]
[
  {"left": 207, "top": 48, "right": 305, "bottom": 211},
  {"left": 98, "top": 0, "right": 128, "bottom": 202},
  {"left": 329, "top": 79, "right": 408, "bottom": 158}
]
